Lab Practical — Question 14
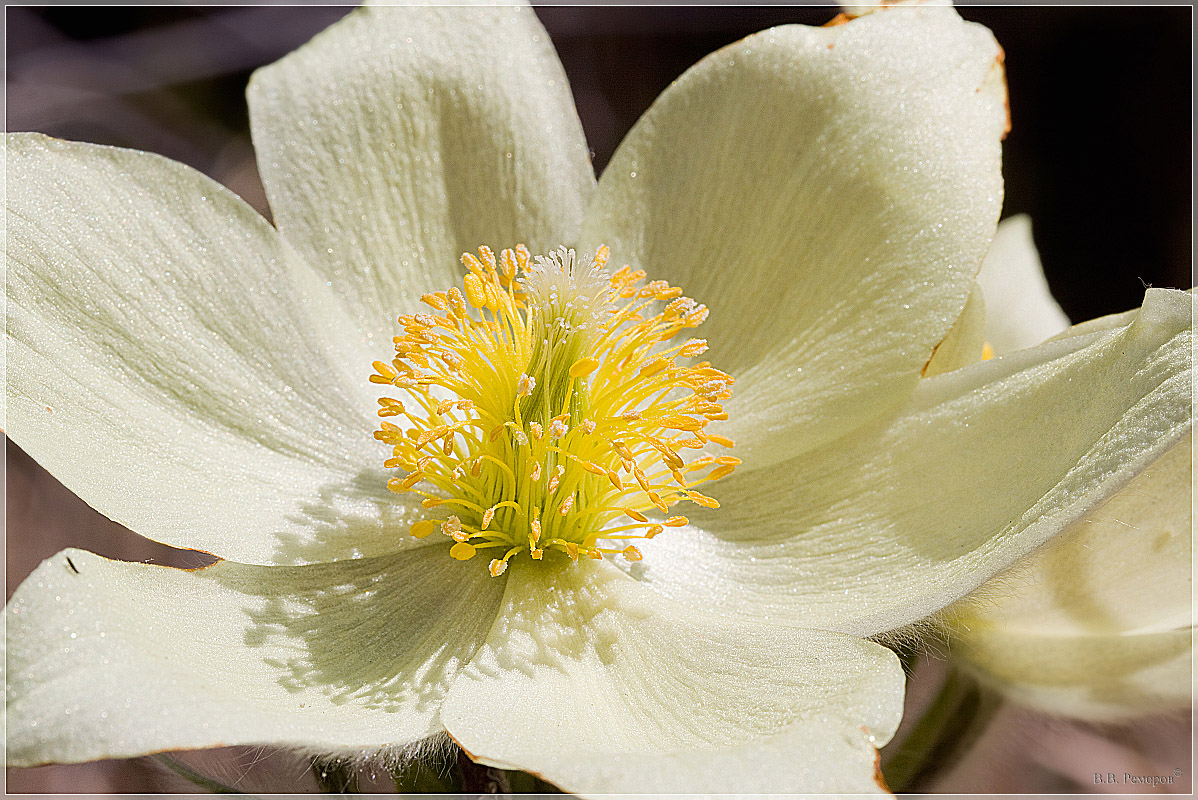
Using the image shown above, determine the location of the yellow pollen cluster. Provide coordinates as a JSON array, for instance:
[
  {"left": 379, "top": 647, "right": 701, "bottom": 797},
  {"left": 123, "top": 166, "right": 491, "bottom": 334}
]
[{"left": 372, "top": 244, "right": 737, "bottom": 576}]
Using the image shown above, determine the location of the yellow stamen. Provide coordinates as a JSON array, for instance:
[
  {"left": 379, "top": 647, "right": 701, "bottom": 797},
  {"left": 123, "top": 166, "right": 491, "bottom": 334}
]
[
  {"left": 450, "top": 542, "right": 477, "bottom": 561},
  {"left": 410, "top": 520, "right": 438, "bottom": 539},
  {"left": 569, "top": 357, "right": 601, "bottom": 378},
  {"left": 372, "top": 244, "right": 736, "bottom": 575}
]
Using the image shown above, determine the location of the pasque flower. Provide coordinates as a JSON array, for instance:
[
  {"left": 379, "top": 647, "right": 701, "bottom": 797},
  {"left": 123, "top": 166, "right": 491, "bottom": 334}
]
[
  {"left": 4, "top": 3, "right": 1191, "bottom": 794},
  {"left": 942, "top": 217, "right": 1194, "bottom": 720}
]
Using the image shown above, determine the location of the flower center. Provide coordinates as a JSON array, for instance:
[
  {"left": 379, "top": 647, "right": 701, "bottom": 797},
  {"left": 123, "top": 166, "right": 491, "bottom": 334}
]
[{"left": 372, "top": 244, "right": 737, "bottom": 576}]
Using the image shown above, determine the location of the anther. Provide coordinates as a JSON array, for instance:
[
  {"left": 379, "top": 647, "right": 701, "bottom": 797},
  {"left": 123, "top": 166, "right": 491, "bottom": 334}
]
[
  {"left": 370, "top": 361, "right": 398, "bottom": 385},
  {"left": 450, "top": 542, "right": 477, "bottom": 561},
  {"left": 461, "top": 252, "right": 485, "bottom": 275},
  {"left": 687, "top": 491, "right": 720, "bottom": 509},
  {"left": 388, "top": 472, "right": 423, "bottom": 492},
  {"left": 500, "top": 249, "right": 518, "bottom": 281},
  {"left": 477, "top": 245, "right": 497, "bottom": 271},
  {"left": 707, "top": 464, "right": 737, "bottom": 481},
  {"left": 464, "top": 273, "right": 488, "bottom": 308},
  {"left": 420, "top": 293, "right": 447, "bottom": 310},
  {"left": 569, "top": 357, "right": 601, "bottom": 378},
  {"left": 410, "top": 520, "right": 438, "bottom": 539},
  {"left": 447, "top": 287, "right": 467, "bottom": 317}
]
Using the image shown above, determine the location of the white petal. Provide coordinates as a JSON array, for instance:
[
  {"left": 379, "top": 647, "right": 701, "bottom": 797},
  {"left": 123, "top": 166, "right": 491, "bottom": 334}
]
[
  {"left": 580, "top": 5, "right": 1007, "bottom": 469},
  {"left": 952, "top": 629, "right": 1192, "bottom": 722},
  {"left": 626, "top": 288, "right": 1192, "bottom": 637},
  {"left": 248, "top": 3, "right": 594, "bottom": 348},
  {"left": 1052, "top": 304, "right": 1142, "bottom": 340},
  {"left": 976, "top": 215, "right": 1070, "bottom": 354},
  {"left": 441, "top": 561, "right": 902, "bottom": 795},
  {"left": 5, "top": 134, "right": 414, "bottom": 565},
  {"left": 5, "top": 546, "right": 505, "bottom": 766},
  {"left": 923, "top": 287, "right": 987, "bottom": 377},
  {"left": 946, "top": 433, "right": 1193, "bottom": 719}
]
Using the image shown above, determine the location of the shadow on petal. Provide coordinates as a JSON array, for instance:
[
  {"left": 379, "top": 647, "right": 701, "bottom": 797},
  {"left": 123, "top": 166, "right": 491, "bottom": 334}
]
[
  {"left": 268, "top": 467, "right": 429, "bottom": 566},
  {"left": 209, "top": 544, "right": 506, "bottom": 718}
]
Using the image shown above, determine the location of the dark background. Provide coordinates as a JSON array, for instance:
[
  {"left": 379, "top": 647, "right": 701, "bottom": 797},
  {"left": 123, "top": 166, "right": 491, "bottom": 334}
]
[{"left": 5, "top": 4, "right": 1193, "bottom": 794}]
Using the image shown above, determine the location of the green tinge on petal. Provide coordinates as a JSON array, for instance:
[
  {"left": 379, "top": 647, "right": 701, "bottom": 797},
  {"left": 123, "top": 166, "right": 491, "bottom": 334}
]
[
  {"left": 946, "top": 434, "right": 1193, "bottom": 720},
  {"left": 581, "top": 5, "right": 1007, "bottom": 471},
  {"left": 627, "top": 288, "right": 1193, "bottom": 637},
  {"left": 441, "top": 561, "right": 902, "bottom": 796},
  {"left": 248, "top": 3, "right": 594, "bottom": 348},
  {"left": 5, "top": 133, "right": 415, "bottom": 566},
  {"left": 5, "top": 547, "right": 505, "bottom": 766}
]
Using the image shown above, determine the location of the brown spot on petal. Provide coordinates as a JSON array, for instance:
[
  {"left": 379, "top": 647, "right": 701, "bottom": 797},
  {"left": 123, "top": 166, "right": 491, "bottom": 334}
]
[
  {"left": 823, "top": 12, "right": 851, "bottom": 26},
  {"left": 920, "top": 341, "right": 942, "bottom": 377},
  {"left": 980, "top": 45, "right": 1012, "bottom": 140},
  {"left": 872, "top": 744, "right": 891, "bottom": 793},
  {"left": 444, "top": 727, "right": 477, "bottom": 761},
  {"left": 997, "top": 47, "right": 1011, "bottom": 140}
]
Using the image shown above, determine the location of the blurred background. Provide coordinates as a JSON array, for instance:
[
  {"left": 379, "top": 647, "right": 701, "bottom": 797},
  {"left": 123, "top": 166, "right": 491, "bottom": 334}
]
[{"left": 5, "top": 3, "right": 1192, "bottom": 794}]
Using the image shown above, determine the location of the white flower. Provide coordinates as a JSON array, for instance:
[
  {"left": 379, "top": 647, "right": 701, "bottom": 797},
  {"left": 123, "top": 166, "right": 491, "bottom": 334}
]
[
  {"left": 942, "top": 217, "right": 1194, "bottom": 720},
  {"left": 4, "top": 4, "right": 1191, "bottom": 795}
]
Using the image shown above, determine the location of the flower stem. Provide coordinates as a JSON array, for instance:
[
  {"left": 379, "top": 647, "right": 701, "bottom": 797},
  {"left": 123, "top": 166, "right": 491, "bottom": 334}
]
[
  {"left": 153, "top": 754, "right": 247, "bottom": 794},
  {"left": 880, "top": 666, "right": 1001, "bottom": 792}
]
